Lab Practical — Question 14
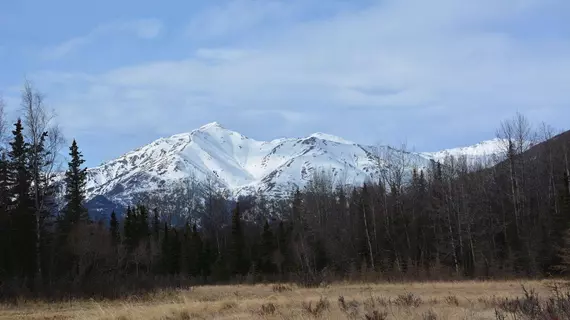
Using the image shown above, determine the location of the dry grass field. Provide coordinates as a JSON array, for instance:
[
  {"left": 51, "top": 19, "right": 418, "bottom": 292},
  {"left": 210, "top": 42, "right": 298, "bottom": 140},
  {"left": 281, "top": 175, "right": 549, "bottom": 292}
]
[{"left": 0, "top": 280, "right": 567, "bottom": 320}]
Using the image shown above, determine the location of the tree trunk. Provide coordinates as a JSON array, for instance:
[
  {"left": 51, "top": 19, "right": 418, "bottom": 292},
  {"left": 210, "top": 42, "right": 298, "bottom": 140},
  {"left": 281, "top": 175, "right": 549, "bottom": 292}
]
[{"left": 362, "top": 206, "right": 375, "bottom": 270}]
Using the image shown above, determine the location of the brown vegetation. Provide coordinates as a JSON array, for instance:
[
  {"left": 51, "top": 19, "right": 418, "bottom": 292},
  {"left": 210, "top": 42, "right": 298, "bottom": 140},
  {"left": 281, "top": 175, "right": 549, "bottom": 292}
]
[{"left": 2, "top": 280, "right": 569, "bottom": 320}]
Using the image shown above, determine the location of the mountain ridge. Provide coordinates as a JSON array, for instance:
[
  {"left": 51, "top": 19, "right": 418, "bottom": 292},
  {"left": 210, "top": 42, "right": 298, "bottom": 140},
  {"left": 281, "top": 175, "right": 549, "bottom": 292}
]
[{"left": 68, "top": 122, "right": 506, "bottom": 219}]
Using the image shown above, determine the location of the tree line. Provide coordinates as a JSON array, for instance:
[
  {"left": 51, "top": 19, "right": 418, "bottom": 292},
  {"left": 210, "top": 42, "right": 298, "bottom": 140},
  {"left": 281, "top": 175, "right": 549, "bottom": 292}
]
[{"left": 1, "top": 83, "right": 570, "bottom": 300}]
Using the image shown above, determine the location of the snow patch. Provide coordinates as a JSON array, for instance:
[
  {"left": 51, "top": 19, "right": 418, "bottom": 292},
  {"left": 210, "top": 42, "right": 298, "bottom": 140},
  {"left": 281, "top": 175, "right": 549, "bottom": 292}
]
[{"left": 310, "top": 132, "right": 355, "bottom": 145}]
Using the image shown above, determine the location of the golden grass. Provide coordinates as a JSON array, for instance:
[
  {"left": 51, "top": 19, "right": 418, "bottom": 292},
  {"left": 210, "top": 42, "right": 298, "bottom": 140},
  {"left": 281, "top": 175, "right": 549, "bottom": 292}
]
[{"left": 0, "top": 280, "right": 561, "bottom": 319}]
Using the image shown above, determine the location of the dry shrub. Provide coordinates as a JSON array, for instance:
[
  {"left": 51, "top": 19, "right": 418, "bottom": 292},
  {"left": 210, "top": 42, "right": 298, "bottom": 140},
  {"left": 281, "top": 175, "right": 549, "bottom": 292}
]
[
  {"left": 444, "top": 295, "right": 459, "bottom": 306},
  {"left": 364, "top": 310, "right": 389, "bottom": 320},
  {"left": 494, "top": 309, "right": 507, "bottom": 320},
  {"left": 338, "top": 296, "right": 360, "bottom": 319},
  {"left": 478, "top": 296, "right": 499, "bottom": 309},
  {"left": 422, "top": 309, "right": 438, "bottom": 320},
  {"left": 496, "top": 286, "right": 541, "bottom": 316},
  {"left": 260, "top": 302, "right": 277, "bottom": 316},
  {"left": 198, "top": 295, "right": 218, "bottom": 303},
  {"left": 272, "top": 284, "right": 293, "bottom": 293},
  {"left": 394, "top": 292, "right": 422, "bottom": 308},
  {"left": 493, "top": 284, "right": 570, "bottom": 320},
  {"left": 161, "top": 310, "right": 192, "bottom": 320},
  {"left": 220, "top": 301, "right": 238, "bottom": 311},
  {"left": 364, "top": 295, "right": 390, "bottom": 309},
  {"left": 175, "top": 310, "right": 191, "bottom": 320},
  {"left": 302, "top": 296, "right": 330, "bottom": 317}
]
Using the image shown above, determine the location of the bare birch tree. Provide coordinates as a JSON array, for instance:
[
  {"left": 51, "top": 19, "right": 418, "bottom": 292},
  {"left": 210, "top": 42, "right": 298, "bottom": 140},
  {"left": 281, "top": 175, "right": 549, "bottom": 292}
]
[{"left": 20, "top": 80, "right": 64, "bottom": 283}]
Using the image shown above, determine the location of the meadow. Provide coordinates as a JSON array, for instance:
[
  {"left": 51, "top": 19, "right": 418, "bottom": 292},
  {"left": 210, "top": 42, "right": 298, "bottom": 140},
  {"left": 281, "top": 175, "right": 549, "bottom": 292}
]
[{"left": 1, "top": 280, "right": 568, "bottom": 319}]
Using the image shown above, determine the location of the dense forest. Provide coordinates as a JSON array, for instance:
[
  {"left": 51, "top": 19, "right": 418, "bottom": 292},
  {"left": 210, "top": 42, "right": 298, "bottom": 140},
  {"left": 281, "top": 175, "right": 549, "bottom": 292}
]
[{"left": 1, "top": 83, "right": 570, "bottom": 300}]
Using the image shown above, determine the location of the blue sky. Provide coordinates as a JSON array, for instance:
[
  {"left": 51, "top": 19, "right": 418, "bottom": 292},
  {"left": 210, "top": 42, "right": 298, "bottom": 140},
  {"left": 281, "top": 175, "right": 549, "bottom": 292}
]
[{"left": 1, "top": 0, "right": 570, "bottom": 166}]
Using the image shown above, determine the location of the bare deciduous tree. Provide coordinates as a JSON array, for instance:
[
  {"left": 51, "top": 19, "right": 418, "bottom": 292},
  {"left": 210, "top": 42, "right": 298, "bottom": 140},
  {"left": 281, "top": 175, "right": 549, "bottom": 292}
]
[
  {"left": 20, "top": 80, "right": 64, "bottom": 283},
  {"left": 0, "top": 95, "right": 6, "bottom": 145}
]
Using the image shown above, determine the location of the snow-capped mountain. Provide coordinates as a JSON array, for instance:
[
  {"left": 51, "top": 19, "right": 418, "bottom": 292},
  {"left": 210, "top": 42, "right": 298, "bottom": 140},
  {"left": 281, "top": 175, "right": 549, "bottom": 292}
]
[
  {"left": 421, "top": 138, "right": 507, "bottom": 165},
  {"left": 81, "top": 122, "right": 394, "bottom": 204},
  {"left": 74, "top": 122, "right": 505, "bottom": 218}
]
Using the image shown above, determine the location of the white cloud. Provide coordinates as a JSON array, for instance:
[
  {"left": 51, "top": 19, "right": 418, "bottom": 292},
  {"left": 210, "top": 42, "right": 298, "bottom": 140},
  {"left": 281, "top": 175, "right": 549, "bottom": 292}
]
[
  {"left": 33, "top": 0, "right": 570, "bottom": 153},
  {"left": 185, "top": 0, "right": 294, "bottom": 39},
  {"left": 42, "top": 18, "right": 163, "bottom": 59},
  {"left": 43, "top": 37, "right": 90, "bottom": 60}
]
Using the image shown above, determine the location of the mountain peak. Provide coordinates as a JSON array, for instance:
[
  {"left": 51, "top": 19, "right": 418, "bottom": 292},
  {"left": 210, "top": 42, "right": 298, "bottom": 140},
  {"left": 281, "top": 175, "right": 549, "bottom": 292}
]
[
  {"left": 309, "top": 132, "right": 355, "bottom": 144},
  {"left": 199, "top": 121, "right": 224, "bottom": 130}
]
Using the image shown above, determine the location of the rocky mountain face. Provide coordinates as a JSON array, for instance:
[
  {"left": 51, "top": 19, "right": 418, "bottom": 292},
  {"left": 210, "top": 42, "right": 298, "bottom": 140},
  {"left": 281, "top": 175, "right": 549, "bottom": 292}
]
[{"left": 74, "top": 122, "right": 505, "bottom": 220}]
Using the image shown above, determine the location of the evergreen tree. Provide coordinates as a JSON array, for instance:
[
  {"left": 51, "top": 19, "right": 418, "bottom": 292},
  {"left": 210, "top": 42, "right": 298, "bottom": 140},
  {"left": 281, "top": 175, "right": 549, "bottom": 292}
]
[
  {"left": 170, "top": 229, "right": 181, "bottom": 274},
  {"left": 276, "top": 220, "right": 290, "bottom": 275},
  {"left": 187, "top": 223, "right": 203, "bottom": 277},
  {"left": 211, "top": 252, "right": 230, "bottom": 282},
  {"left": 62, "top": 139, "right": 88, "bottom": 228},
  {"left": 124, "top": 206, "right": 135, "bottom": 250},
  {"left": 161, "top": 222, "right": 171, "bottom": 274},
  {"left": 152, "top": 208, "right": 160, "bottom": 242},
  {"left": 8, "top": 119, "right": 35, "bottom": 279},
  {"left": 181, "top": 223, "right": 191, "bottom": 274},
  {"left": 0, "top": 152, "right": 12, "bottom": 277},
  {"left": 0, "top": 153, "right": 11, "bottom": 213},
  {"left": 230, "top": 202, "right": 247, "bottom": 276},
  {"left": 110, "top": 210, "right": 119, "bottom": 246},
  {"left": 201, "top": 239, "right": 214, "bottom": 280},
  {"left": 137, "top": 205, "right": 150, "bottom": 243},
  {"left": 259, "top": 220, "right": 276, "bottom": 274}
]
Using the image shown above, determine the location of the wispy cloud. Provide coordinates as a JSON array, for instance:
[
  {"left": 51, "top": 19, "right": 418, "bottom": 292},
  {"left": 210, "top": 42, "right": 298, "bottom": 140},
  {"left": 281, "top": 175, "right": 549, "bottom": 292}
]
[
  {"left": 31, "top": 0, "right": 570, "bottom": 160},
  {"left": 42, "top": 18, "right": 163, "bottom": 59},
  {"left": 185, "top": 0, "right": 295, "bottom": 40}
]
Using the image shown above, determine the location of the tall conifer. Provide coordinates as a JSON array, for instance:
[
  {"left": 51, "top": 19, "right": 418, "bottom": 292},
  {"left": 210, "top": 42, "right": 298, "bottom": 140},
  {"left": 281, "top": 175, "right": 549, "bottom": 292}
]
[
  {"left": 230, "top": 202, "right": 247, "bottom": 276},
  {"left": 110, "top": 210, "right": 119, "bottom": 246},
  {"left": 8, "top": 119, "right": 35, "bottom": 279},
  {"left": 63, "top": 139, "right": 88, "bottom": 227}
]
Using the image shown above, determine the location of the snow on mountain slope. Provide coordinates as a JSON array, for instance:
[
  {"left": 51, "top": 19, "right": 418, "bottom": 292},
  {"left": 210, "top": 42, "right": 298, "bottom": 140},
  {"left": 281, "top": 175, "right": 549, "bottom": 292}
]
[
  {"left": 78, "top": 123, "right": 505, "bottom": 216},
  {"left": 421, "top": 138, "right": 506, "bottom": 165},
  {"left": 81, "top": 122, "right": 400, "bottom": 206}
]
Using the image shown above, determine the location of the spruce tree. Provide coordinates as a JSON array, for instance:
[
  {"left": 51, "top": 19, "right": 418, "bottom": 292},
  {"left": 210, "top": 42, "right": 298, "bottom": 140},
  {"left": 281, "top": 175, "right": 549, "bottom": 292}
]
[
  {"left": 201, "top": 239, "right": 214, "bottom": 280},
  {"left": 63, "top": 139, "right": 88, "bottom": 228},
  {"left": 190, "top": 224, "right": 203, "bottom": 277},
  {"left": 110, "top": 210, "right": 119, "bottom": 246},
  {"left": 137, "top": 205, "right": 150, "bottom": 243},
  {"left": 152, "top": 208, "right": 160, "bottom": 243},
  {"left": 124, "top": 206, "right": 135, "bottom": 250},
  {"left": 0, "top": 152, "right": 12, "bottom": 277},
  {"left": 161, "top": 222, "right": 171, "bottom": 274},
  {"left": 171, "top": 229, "right": 181, "bottom": 274},
  {"left": 260, "top": 220, "right": 276, "bottom": 274},
  {"left": 0, "top": 153, "right": 11, "bottom": 213},
  {"left": 230, "top": 202, "right": 247, "bottom": 276},
  {"left": 181, "top": 223, "right": 191, "bottom": 275},
  {"left": 8, "top": 119, "right": 35, "bottom": 279},
  {"left": 276, "top": 220, "right": 289, "bottom": 275}
]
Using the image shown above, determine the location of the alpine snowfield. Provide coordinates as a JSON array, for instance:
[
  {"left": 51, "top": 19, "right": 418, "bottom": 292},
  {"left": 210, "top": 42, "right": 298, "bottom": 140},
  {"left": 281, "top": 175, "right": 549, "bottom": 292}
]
[{"left": 78, "top": 122, "right": 506, "bottom": 208}]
